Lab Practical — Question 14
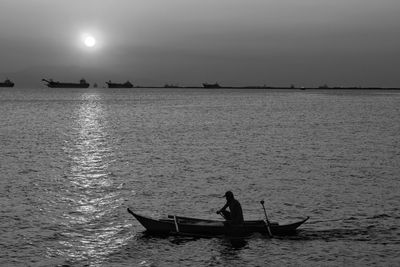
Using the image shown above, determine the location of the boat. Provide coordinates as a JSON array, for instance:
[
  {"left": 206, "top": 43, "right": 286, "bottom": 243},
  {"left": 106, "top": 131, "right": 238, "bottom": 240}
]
[
  {"left": 127, "top": 208, "right": 309, "bottom": 237},
  {"left": 202, "top": 82, "right": 221, "bottom": 88},
  {"left": 164, "top": 84, "right": 180, "bottom": 88},
  {"left": 106, "top": 80, "right": 133, "bottom": 88},
  {"left": 0, "top": 79, "right": 15, "bottom": 87},
  {"left": 42, "top": 78, "right": 90, "bottom": 88}
]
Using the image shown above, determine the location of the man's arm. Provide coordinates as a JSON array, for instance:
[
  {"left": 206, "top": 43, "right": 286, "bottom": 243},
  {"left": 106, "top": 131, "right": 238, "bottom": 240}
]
[{"left": 217, "top": 202, "right": 229, "bottom": 213}]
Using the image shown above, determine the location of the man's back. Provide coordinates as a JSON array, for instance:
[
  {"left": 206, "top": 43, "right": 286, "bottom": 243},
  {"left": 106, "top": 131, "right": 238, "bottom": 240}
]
[{"left": 229, "top": 199, "right": 244, "bottom": 224}]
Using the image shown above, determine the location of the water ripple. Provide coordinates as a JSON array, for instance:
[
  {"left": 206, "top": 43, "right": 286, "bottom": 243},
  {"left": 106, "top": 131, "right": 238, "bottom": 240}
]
[{"left": 0, "top": 89, "right": 399, "bottom": 266}]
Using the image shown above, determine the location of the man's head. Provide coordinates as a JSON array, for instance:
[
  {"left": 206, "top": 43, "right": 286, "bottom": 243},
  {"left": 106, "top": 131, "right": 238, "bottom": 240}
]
[{"left": 224, "top": 191, "right": 234, "bottom": 201}]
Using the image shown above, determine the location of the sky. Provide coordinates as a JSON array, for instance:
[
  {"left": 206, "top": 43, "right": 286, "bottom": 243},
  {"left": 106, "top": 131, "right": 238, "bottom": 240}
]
[{"left": 1, "top": 0, "right": 399, "bottom": 87}]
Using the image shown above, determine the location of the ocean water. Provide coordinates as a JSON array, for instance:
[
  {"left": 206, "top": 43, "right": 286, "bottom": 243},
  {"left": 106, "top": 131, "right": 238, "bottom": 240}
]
[{"left": 0, "top": 87, "right": 399, "bottom": 266}]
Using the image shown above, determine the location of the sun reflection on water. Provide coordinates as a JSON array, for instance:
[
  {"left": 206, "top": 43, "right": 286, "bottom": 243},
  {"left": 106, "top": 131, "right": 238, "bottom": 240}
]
[{"left": 53, "top": 93, "right": 131, "bottom": 266}]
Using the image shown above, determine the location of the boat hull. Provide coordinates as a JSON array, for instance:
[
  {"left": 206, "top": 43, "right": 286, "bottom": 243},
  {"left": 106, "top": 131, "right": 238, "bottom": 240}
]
[
  {"left": 106, "top": 83, "right": 133, "bottom": 88},
  {"left": 127, "top": 208, "right": 309, "bottom": 237},
  {"left": 45, "top": 83, "right": 90, "bottom": 88},
  {"left": 42, "top": 78, "right": 90, "bottom": 88},
  {"left": 0, "top": 80, "right": 14, "bottom": 87},
  {"left": 202, "top": 83, "right": 221, "bottom": 88},
  {"left": 0, "top": 83, "right": 14, "bottom": 87}
]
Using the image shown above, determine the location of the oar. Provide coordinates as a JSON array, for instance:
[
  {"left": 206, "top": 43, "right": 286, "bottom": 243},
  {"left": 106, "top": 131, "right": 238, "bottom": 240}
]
[
  {"left": 260, "top": 200, "right": 273, "bottom": 237},
  {"left": 173, "top": 216, "right": 180, "bottom": 233}
]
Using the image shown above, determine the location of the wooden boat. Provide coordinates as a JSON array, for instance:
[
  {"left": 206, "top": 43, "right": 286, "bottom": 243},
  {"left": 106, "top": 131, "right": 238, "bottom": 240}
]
[{"left": 127, "top": 208, "right": 309, "bottom": 237}]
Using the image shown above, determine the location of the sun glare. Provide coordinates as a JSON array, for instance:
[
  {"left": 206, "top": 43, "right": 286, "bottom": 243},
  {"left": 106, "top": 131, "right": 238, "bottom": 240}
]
[{"left": 84, "top": 36, "right": 96, "bottom": 48}]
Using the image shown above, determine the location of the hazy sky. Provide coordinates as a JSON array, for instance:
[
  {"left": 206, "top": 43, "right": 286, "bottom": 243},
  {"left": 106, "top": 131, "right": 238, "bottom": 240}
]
[{"left": 1, "top": 0, "right": 399, "bottom": 87}]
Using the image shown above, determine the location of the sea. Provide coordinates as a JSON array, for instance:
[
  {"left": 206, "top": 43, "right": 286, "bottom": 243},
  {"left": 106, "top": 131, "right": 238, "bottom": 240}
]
[{"left": 0, "top": 87, "right": 399, "bottom": 266}]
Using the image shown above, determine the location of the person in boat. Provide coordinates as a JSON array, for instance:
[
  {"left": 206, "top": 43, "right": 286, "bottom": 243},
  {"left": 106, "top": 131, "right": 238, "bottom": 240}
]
[{"left": 217, "top": 191, "right": 244, "bottom": 225}]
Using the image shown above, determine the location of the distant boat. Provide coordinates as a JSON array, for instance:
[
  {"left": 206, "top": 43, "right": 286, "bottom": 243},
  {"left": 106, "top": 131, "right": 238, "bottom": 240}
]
[
  {"left": 42, "top": 78, "right": 90, "bottom": 88},
  {"left": 106, "top": 80, "right": 133, "bottom": 88},
  {"left": 164, "top": 83, "right": 180, "bottom": 88},
  {"left": 202, "top": 82, "right": 221, "bottom": 88},
  {"left": 0, "top": 78, "right": 15, "bottom": 87}
]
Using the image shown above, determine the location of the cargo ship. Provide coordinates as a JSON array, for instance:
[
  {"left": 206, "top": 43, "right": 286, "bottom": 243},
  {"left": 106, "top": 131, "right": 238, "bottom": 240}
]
[
  {"left": 42, "top": 78, "right": 90, "bottom": 88},
  {"left": 202, "top": 82, "right": 221, "bottom": 88},
  {"left": 0, "top": 79, "right": 15, "bottom": 87},
  {"left": 106, "top": 80, "right": 133, "bottom": 88}
]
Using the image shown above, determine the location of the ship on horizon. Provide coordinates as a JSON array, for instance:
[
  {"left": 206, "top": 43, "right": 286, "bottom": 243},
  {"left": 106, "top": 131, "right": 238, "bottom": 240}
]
[
  {"left": 202, "top": 82, "right": 221, "bottom": 88},
  {"left": 106, "top": 80, "right": 133, "bottom": 88},
  {"left": 0, "top": 78, "right": 15, "bottom": 87},
  {"left": 42, "top": 78, "right": 90, "bottom": 88}
]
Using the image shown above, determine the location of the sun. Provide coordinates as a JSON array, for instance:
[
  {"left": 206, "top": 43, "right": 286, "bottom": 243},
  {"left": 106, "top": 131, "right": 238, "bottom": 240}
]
[{"left": 84, "top": 36, "right": 96, "bottom": 47}]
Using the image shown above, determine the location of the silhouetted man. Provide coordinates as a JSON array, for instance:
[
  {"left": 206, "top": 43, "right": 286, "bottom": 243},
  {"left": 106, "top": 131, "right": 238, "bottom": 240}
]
[{"left": 217, "top": 191, "right": 244, "bottom": 225}]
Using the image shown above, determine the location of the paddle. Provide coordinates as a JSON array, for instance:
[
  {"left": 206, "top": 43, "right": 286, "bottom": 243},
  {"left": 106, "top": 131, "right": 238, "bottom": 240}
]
[
  {"left": 260, "top": 200, "right": 273, "bottom": 237},
  {"left": 173, "top": 216, "right": 180, "bottom": 233}
]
